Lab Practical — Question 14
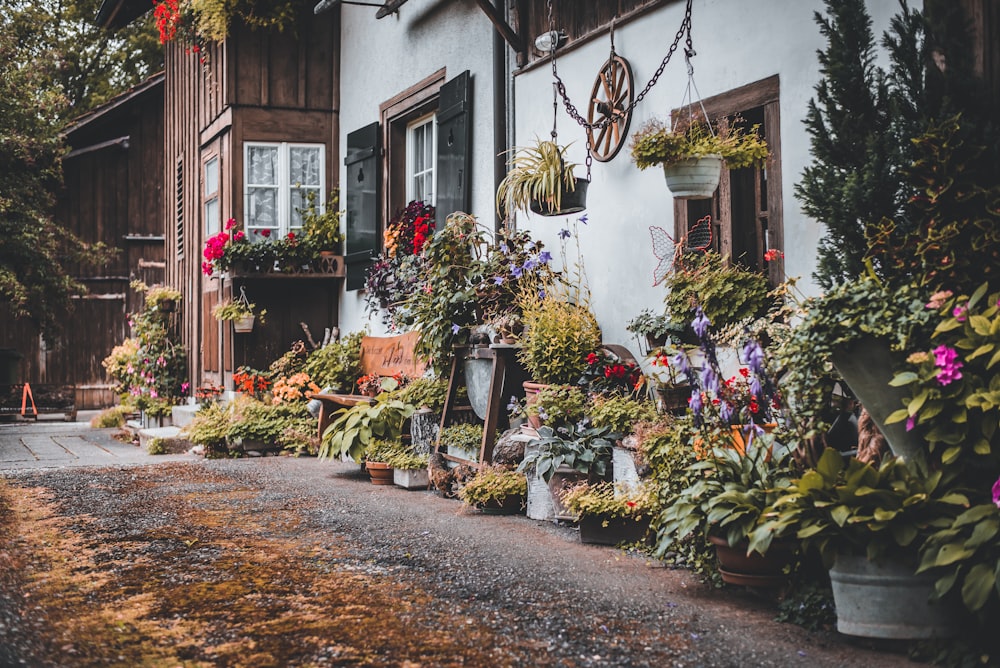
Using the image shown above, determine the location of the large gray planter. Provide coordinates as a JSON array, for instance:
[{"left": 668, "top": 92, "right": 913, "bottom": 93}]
[
  {"left": 830, "top": 336, "right": 924, "bottom": 462},
  {"left": 829, "top": 555, "right": 958, "bottom": 639},
  {"left": 612, "top": 445, "right": 641, "bottom": 493},
  {"left": 393, "top": 467, "right": 429, "bottom": 490},
  {"left": 662, "top": 155, "right": 723, "bottom": 199}
]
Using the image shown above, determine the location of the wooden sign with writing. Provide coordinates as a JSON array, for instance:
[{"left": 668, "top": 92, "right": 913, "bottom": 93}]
[{"left": 359, "top": 332, "right": 426, "bottom": 379}]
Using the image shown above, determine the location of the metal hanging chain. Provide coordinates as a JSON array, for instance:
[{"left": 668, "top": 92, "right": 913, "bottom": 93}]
[
  {"left": 546, "top": 0, "right": 694, "bottom": 133},
  {"left": 681, "top": 46, "right": 715, "bottom": 135}
]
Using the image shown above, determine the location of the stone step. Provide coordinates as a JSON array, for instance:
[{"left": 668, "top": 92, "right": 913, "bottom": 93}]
[
  {"left": 171, "top": 404, "right": 199, "bottom": 428},
  {"left": 137, "top": 426, "right": 192, "bottom": 455}
]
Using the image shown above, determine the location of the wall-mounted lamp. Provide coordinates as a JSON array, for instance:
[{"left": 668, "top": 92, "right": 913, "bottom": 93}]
[
  {"left": 533, "top": 30, "right": 567, "bottom": 53},
  {"left": 314, "top": 0, "right": 384, "bottom": 15}
]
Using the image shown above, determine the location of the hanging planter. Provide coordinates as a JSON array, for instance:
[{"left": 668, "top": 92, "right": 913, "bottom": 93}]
[
  {"left": 529, "top": 177, "right": 590, "bottom": 217},
  {"left": 233, "top": 315, "right": 255, "bottom": 334},
  {"left": 662, "top": 155, "right": 724, "bottom": 200}
]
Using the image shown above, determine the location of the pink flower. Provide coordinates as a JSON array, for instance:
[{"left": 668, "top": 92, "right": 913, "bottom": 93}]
[
  {"left": 906, "top": 415, "right": 916, "bottom": 432},
  {"left": 933, "top": 344, "right": 963, "bottom": 386},
  {"left": 925, "top": 290, "right": 953, "bottom": 309},
  {"left": 993, "top": 476, "right": 1000, "bottom": 508},
  {"left": 225, "top": 218, "right": 237, "bottom": 230},
  {"left": 952, "top": 304, "right": 968, "bottom": 322},
  {"left": 202, "top": 261, "right": 214, "bottom": 276},
  {"left": 234, "top": 230, "right": 245, "bottom": 242}
]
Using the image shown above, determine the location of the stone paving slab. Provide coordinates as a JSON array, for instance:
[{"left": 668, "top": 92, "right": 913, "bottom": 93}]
[{"left": 0, "top": 421, "right": 194, "bottom": 471}]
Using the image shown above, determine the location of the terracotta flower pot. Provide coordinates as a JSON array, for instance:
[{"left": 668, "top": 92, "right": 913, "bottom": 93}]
[
  {"left": 708, "top": 534, "right": 795, "bottom": 587},
  {"left": 365, "top": 461, "right": 394, "bottom": 485}
]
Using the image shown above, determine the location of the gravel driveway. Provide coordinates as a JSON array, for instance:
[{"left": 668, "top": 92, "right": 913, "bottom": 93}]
[{"left": 0, "top": 425, "right": 913, "bottom": 667}]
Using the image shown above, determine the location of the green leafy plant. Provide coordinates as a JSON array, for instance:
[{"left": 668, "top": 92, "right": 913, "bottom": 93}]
[
  {"left": 89, "top": 405, "right": 134, "bottom": 429},
  {"left": 212, "top": 298, "right": 265, "bottom": 323},
  {"left": 319, "top": 393, "right": 416, "bottom": 463},
  {"left": 559, "top": 480, "right": 659, "bottom": 521},
  {"left": 383, "top": 449, "right": 429, "bottom": 471},
  {"left": 518, "top": 423, "right": 615, "bottom": 482},
  {"left": 749, "top": 449, "right": 967, "bottom": 567},
  {"left": 588, "top": 395, "right": 657, "bottom": 435},
  {"left": 394, "top": 377, "right": 448, "bottom": 413},
  {"left": 299, "top": 189, "right": 344, "bottom": 254},
  {"left": 143, "top": 284, "right": 182, "bottom": 311},
  {"left": 458, "top": 465, "right": 527, "bottom": 508},
  {"left": 181, "top": 401, "right": 231, "bottom": 453},
  {"left": 301, "top": 330, "right": 365, "bottom": 393},
  {"left": 496, "top": 139, "right": 579, "bottom": 217},
  {"left": 365, "top": 438, "right": 407, "bottom": 464},
  {"left": 629, "top": 116, "right": 768, "bottom": 170},
  {"left": 438, "top": 422, "right": 484, "bottom": 460},
  {"left": 517, "top": 291, "right": 602, "bottom": 385},
  {"left": 664, "top": 250, "right": 771, "bottom": 333},
  {"left": 526, "top": 384, "right": 590, "bottom": 426},
  {"left": 225, "top": 396, "right": 286, "bottom": 447}
]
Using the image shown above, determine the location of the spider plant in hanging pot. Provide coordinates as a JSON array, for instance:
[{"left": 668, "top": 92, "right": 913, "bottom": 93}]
[
  {"left": 496, "top": 139, "right": 588, "bottom": 218},
  {"left": 630, "top": 116, "right": 769, "bottom": 199},
  {"left": 212, "top": 298, "right": 266, "bottom": 333}
]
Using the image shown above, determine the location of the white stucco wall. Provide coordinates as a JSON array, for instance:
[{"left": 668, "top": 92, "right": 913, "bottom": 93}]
[
  {"left": 335, "top": 0, "right": 500, "bottom": 336},
  {"left": 512, "top": 0, "right": 904, "bottom": 350}
]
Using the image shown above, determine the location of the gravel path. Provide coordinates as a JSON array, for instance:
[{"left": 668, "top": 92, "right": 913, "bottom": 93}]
[{"left": 0, "top": 448, "right": 915, "bottom": 667}]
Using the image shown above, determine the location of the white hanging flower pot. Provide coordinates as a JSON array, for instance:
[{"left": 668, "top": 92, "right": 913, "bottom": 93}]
[
  {"left": 233, "top": 315, "right": 255, "bottom": 333},
  {"left": 662, "top": 154, "right": 723, "bottom": 200}
]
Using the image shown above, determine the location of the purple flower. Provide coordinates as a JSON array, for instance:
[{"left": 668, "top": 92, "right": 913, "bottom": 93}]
[
  {"left": 451, "top": 323, "right": 461, "bottom": 335},
  {"left": 692, "top": 307, "right": 711, "bottom": 339},
  {"left": 749, "top": 375, "right": 763, "bottom": 399},
  {"left": 933, "top": 345, "right": 963, "bottom": 386},
  {"left": 719, "top": 401, "right": 733, "bottom": 423},
  {"left": 906, "top": 415, "right": 916, "bottom": 432},
  {"left": 673, "top": 352, "right": 690, "bottom": 374},
  {"left": 992, "top": 476, "right": 1000, "bottom": 508},
  {"left": 511, "top": 265, "right": 524, "bottom": 278},
  {"left": 523, "top": 258, "right": 538, "bottom": 271},
  {"left": 558, "top": 228, "right": 571, "bottom": 240},
  {"left": 700, "top": 365, "right": 719, "bottom": 394},
  {"left": 538, "top": 288, "right": 546, "bottom": 299},
  {"left": 493, "top": 276, "right": 504, "bottom": 285},
  {"left": 506, "top": 395, "right": 519, "bottom": 412},
  {"left": 538, "top": 250, "right": 552, "bottom": 264},
  {"left": 499, "top": 242, "right": 509, "bottom": 254},
  {"left": 689, "top": 390, "right": 703, "bottom": 415},
  {"left": 743, "top": 339, "right": 766, "bottom": 375},
  {"left": 578, "top": 214, "right": 588, "bottom": 225}
]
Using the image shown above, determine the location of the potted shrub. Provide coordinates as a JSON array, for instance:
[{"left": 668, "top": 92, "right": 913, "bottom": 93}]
[
  {"left": 496, "top": 139, "right": 587, "bottom": 217},
  {"left": 519, "top": 423, "right": 616, "bottom": 521},
  {"left": 301, "top": 330, "right": 365, "bottom": 394},
  {"left": 212, "top": 297, "right": 266, "bottom": 333},
  {"left": 144, "top": 284, "right": 182, "bottom": 314},
  {"left": 364, "top": 438, "right": 406, "bottom": 485},
  {"left": 319, "top": 392, "right": 416, "bottom": 463},
  {"left": 629, "top": 116, "right": 768, "bottom": 199},
  {"left": 458, "top": 465, "right": 528, "bottom": 514},
  {"left": 559, "top": 480, "right": 658, "bottom": 545},
  {"left": 750, "top": 449, "right": 967, "bottom": 639},
  {"left": 385, "top": 449, "right": 430, "bottom": 489},
  {"left": 300, "top": 190, "right": 345, "bottom": 274},
  {"left": 517, "top": 288, "right": 602, "bottom": 394},
  {"left": 524, "top": 384, "right": 589, "bottom": 430},
  {"left": 626, "top": 309, "right": 681, "bottom": 351},
  {"left": 437, "top": 422, "right": 483, "bottom": 463}
]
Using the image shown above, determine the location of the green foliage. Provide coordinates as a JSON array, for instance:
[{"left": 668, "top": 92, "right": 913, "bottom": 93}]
[
  {"left": 526, "top": 385, "right": 590, "bottom": 427},
  {"left": 143, "top": 284, "right": 182, "bottom": 310},
  {"left": 394, "top": 377, "right": 448, "bottom": 412},
  {"left": 225, "top": 396, "right": 283, "bottom": 445},
  {"left": 147, "top": 438, "right": 168, "bottom": 455},
  {"left": 458, "top": 465, "right": 527, "bottom": 508},
  {"left": 588, "top": 395, "right": 657, "bottom": 435},
  {"left": 383, "top": 449, "right": 428, "bottom": 471},
  {"left": 518, "top": 424, "right": 615, "bottom": 482},
  {"left": 750, "top": 449, "right": 967, "bottom": 568},
  {"left": 319, "top": 393, "right": 416, "bottom": 463},
  {"left": 496, "top": 140, "right": 579, "bottom": 217},
  {"left": 559, "top": 481, "right": 659, "bottom": 520},
  {"left": 629, "top": 117, "right": 768, "bottom": 170},
  {"left": 518, "top": 292, "right": 602, "bottom": 385},
  {"left": 664, "top": 251, "right": 771, "bottom": 332},
  {"left": 777, "top": 274, "right": 931, "bottom": 439},
  {"left": 188, "top": 0, "right": 300, "bottom": 42},
  {"left": 89, "top": 405, "right": 134, "bottom": 428},
  {"left": 299, "top": 189, "right": 344, "bottom": 253},
  {"left": 625, "top": 309, "right": 679, "bottom": 342},
  {"left": 438, "top": 423, "right": 484, "bottom": 456},
  {"left": 659, "top": 434, "right": 797, "bottom": 555},
  {"left": 212, "top": 299, "right": 261, "bottom": 322},
  {"left": 402, "top": 212, "right": 488, "bottom": 374},
  {"left": 775, "top": 581, "right": 837, "bottom": 632},
  {"left": 364, "top": 438, "right": 407, "bottom": 464},
  {"left": 886, "top": 283, "right": 1000, "bottom": 479},
  {"left": 181, "top": 402, "right": 230, "bottom": 451},
  {"left": 302, "top": 331, "right": 365, "bottom": 393}
]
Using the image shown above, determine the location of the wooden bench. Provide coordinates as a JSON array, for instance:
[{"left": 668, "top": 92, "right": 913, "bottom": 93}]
[
  {"left": 313, "top": 331, "right": 427, "bottom": 439},
  {"left": 0, "top": 383, "right": 77, "bottom": 421}
]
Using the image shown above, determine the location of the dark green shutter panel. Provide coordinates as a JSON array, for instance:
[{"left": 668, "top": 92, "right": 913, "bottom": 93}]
[
  {"left": 436, "top": 70, "right": 471, "bottom": 220},
  {"left": 344, "top": 122, "right": 381, "bottom": 291}
]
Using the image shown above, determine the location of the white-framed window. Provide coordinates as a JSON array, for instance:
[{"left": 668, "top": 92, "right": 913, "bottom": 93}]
[
  {"left": 406, "top": 115, "right": 436, "bottom": 206},
  {"left": 244, "top": 142, "right": 325, "bottom": 236},
  {"left": 204, "top": 155, "right": 220, "bottom": 236}
]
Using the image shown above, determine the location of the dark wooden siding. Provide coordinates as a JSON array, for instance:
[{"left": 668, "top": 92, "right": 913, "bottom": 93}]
[
  {"left": 164, "top": 3, "right": 340, "bottom": 390},
  {"left": 0, "top": 76, "right": 165, "bottom": 409}
]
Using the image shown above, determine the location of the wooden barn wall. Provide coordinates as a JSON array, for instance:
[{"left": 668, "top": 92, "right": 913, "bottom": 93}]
[
  {"left": 0, "top": 80, "right": 165, "bottom": 409},
  {"left": 176, "top": 6, "right": 340, "bottom": 386}
]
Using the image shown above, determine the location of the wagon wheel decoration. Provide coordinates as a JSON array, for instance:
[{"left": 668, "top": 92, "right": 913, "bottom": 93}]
[{"left": 586, "top": 54, "right": 634, "bottom": 162}]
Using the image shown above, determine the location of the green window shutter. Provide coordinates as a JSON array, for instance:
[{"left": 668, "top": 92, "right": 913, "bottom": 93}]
[
  {"left": 436, "top": 70, "right": 471, "bottom": 221},
  {"left": 344, "top": 122, "right": 381, "bottom": 291}
]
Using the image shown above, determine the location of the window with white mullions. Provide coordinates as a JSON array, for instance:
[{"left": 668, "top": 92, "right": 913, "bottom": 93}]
[
  {"left": 204, "top": 155, "right": 220, "bottom": 236},
  {"left": 406, "top": 115, "right": 436, "bottom": 206},
  {"left": 244, "top": 142, "right": 324, "bottom": 237}
]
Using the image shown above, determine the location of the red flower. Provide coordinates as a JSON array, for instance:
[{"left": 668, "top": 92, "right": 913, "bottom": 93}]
[
  {"left": 763, "top": 248, "right": 784, "bottom": 262},
  {"left": 749, "top": 399, "right": 760, "bottom": 414},
  {"left": 260, "top": 229, "right": 271, "bottom": 238},
  {"left": 225, "top": 218, "right": 237, "bottom": 230},
  {"left": 586, "top": 352, "right": 600, "bottom": 365},
  {"left": 738, "top": 368, "right": 749, "bottom": 378}
]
